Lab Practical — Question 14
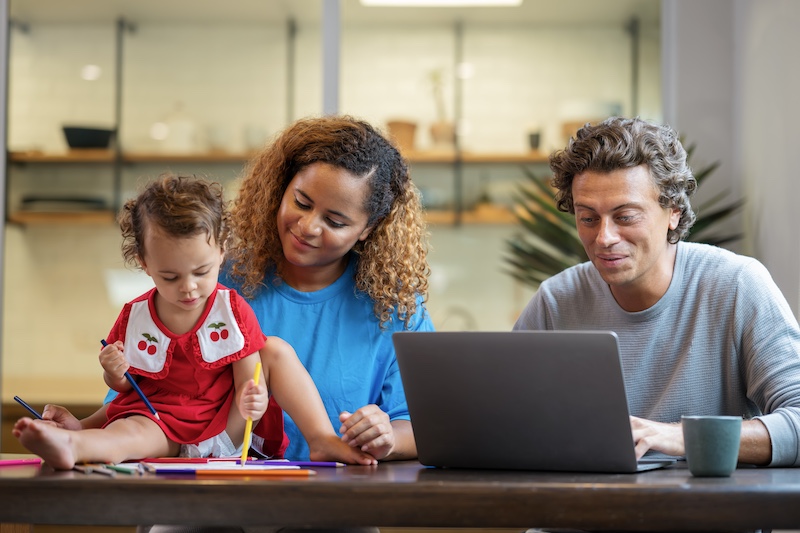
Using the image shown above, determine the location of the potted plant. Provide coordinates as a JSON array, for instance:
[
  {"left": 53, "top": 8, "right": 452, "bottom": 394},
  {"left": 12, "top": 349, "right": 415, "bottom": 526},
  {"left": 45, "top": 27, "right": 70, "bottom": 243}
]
[
  {"left": 504, "top": 143, "right": 744, "bottom": 289},
  {"left": 428, "top": 67, "right": 455, "bottom": 148}
]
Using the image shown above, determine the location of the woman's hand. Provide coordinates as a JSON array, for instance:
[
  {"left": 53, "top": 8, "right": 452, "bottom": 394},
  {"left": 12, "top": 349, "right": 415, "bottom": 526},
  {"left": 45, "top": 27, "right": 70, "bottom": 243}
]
[{"left": 339, "top": 405, "right": 396, "bottom": 460}]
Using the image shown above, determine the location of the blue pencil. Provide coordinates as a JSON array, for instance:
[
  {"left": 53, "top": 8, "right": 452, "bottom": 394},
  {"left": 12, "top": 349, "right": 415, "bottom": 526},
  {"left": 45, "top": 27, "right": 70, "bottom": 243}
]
[
  {"left": 13, "top": 395, "right": 43, "bottom": 420},
  {"left": 101, "top": 339, "right": 161, "bottom": 420},
  {"left": 243, "top": 460, "right": 345, "bottom": 468}
]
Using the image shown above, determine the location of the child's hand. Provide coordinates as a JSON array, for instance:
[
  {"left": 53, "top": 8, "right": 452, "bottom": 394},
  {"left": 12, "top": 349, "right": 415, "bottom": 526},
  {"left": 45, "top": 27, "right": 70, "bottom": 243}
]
[
  {"left": 99, "top": 340, "right": 129, "bottom": 388},
  {"left": 308, "top": 434, "right": 377, "bottom": 466},
  {"left": 41, "top": 404, "right": 83, "bottom": 430},
  {"left": 238, "top": 379, "right": 268, "bottom": 422}
]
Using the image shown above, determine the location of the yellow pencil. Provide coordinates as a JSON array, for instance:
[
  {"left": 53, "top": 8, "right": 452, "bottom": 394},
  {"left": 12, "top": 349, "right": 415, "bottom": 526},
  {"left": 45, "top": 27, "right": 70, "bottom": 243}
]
[{"left": 241, "top": 361, "right": 262, "bottom": 467}]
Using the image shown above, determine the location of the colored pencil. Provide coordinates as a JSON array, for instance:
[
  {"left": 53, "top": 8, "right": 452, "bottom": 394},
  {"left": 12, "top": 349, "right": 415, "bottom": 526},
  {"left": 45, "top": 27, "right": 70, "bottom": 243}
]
[
  {"left": 134, "top": 461, "right": 304, "bottom": 475},
  {"left": 245, "top": 460, "right": 345, "bottom": 468},
  {"left": 195, "top": 468, "right": 315, "bottom": 478},
  {"left": 101, "top": 339, "right": 161, "bottom": 420},
  {"left": 13, "top": 395, "right": 43, "bottom": 420},
  {"left": 102, "top": 463, "right": 138, "bottom": 475},
  {"left": 73, "top": 464, "right": 117, "bottom": 476},
  {"left": 0, "top": 457, "right": 42, "bottom": 467},
  {"left": 135, "top": 457, "right": 344, "bottom": 467},
  {"left": 241, "top": 361, "right": 262, "bottom": 466},
  {"left": 138, "top": 457, "right": 231, "bottom": 463}
]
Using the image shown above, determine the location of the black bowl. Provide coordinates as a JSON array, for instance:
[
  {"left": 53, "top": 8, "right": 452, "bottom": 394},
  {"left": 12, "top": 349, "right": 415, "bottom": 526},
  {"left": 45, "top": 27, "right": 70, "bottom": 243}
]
[{"left": 62, "top": 126, "right": 115, "bottom": 149}]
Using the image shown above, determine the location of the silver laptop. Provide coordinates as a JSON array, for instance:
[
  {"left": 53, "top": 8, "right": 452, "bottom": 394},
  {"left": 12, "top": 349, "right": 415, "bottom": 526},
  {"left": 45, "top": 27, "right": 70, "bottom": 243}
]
[{"left": 393, "top": 330, "right": 674, "bottom": 473}]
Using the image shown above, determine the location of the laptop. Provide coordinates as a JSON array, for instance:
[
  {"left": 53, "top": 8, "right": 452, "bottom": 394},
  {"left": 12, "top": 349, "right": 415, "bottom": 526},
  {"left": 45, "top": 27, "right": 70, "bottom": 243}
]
[{"left": 393, "top": 330, "right": 674, "bottom": 473}]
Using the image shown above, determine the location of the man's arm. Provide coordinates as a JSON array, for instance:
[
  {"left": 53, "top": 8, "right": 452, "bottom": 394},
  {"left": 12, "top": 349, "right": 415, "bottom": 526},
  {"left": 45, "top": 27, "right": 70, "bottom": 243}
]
[
  {"left": 631, "top": 416, "right": 771, "bottom": 465},
  {"left": 739, "top": 418, "right": 771, "bottom": 465}
]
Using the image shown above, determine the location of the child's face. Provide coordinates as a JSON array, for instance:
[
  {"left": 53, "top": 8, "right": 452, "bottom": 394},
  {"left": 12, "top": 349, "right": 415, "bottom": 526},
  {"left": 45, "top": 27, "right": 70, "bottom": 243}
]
[{"left": 139, "top": 226, "right": 224, "bottom": 314}]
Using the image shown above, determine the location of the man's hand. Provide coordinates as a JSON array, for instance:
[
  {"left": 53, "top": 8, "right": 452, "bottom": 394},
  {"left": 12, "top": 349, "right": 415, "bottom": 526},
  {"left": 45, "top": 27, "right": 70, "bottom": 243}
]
[{"left": 630, "top": 416, "right": 684, "bottom": 459}]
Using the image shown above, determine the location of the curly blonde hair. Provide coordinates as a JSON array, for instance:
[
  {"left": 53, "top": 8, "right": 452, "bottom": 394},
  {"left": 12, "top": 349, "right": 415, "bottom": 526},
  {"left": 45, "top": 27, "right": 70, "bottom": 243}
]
[
  {"left": 227, "top": 115, "right": 430, "bottom": 328},
  {"left": 118, "top": 174, "right": 230, "bottom": 268}
]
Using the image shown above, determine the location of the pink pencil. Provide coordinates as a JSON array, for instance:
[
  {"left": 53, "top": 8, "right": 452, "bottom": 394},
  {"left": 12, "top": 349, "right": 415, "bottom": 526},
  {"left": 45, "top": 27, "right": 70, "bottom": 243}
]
[{"left": 0, "top": 457, "right": 42, "bottom": 467}]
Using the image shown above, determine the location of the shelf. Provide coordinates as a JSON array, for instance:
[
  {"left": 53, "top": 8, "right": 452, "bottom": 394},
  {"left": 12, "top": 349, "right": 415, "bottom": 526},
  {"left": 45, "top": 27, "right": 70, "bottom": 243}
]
[
  {"left": 9, "top": 149, "right": 116, "bottom": 163},
  {"left": 7, "top": 149, "right": 541, "bottom": 227},
  {"left": 122, "top": 151, "right": 254, "bottom": 163},
  {"left": 425, "top": 203, "right": 518, "bottom": 225},
  {"left": 7, "top": 210, "right": 116, "bottom": 225},
  {"left": 9, "top": 149, "right": 549, "bottom": 165},
  {"left": 405, "top": 149, "right": 549, "bottom": 164},
  {"left": 9, "top": 149, "right": 254, "bottom": 164},
  {"left": 7, "top": 204, "right": 517, "bottom": 226}
]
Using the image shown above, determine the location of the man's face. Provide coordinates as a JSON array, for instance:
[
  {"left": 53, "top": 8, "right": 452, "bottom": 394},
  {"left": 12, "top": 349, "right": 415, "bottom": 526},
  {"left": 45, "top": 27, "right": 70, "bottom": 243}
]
[{"left": 572, "top": 165, "right": 681, "bottom": 311}]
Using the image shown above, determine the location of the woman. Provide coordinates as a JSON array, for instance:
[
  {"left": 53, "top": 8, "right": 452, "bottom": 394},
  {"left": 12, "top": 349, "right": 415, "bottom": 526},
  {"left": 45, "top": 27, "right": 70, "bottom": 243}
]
[{"left": 230, "top": 115, "right": 433, "bottom": 461}]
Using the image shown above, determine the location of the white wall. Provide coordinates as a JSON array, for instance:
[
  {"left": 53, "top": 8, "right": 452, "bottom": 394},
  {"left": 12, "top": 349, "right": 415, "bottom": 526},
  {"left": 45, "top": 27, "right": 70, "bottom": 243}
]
[
  {"left": 7, "top": 20, "right": 660, "bottom": 155},
  {"left": 662, "top": 0, "right": 800, "bottom": 315},
  {"left": 737, "top": 0, "right": 800, "bottom": 314}
]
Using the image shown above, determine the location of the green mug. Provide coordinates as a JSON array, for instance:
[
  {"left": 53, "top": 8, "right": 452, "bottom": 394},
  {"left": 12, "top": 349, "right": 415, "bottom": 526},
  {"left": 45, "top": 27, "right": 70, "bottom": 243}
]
[{"left": 681, "top": 415, "right": 742, "bottom": 477}]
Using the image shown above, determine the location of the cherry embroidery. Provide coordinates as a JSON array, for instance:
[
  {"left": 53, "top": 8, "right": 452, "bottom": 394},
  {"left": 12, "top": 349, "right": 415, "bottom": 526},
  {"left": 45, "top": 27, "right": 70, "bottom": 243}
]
[
  {"left": 208, "top": 322, "right": 230, "bottom": 342},
  {"left": 137, "top": 333, "right": 158, "bottom": 355}
]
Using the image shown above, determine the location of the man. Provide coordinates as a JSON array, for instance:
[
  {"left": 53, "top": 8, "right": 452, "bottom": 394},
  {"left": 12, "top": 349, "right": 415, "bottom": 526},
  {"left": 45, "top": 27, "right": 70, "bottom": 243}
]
[{"left": 514, "top": 117, "right": 800, "bottom": 466}]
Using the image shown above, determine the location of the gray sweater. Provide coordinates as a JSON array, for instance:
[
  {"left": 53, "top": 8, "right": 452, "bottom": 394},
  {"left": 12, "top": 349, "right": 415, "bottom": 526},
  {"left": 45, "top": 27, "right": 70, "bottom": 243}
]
[{"left": 514, "top": 241, "right": 800, "bottom": 466}]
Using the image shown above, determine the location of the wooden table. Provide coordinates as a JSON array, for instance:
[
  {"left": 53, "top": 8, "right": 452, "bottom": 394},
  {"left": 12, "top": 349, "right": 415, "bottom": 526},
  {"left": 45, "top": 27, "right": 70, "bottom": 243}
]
[{"left": 2, "top": 456, "right": 800, "bottom": 532}]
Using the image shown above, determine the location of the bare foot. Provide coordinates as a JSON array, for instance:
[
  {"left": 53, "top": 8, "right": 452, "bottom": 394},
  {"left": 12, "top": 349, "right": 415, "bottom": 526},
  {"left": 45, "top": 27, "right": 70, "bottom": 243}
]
[
  {"left": 13, "top": 417, "right": 78, "bottom": 470},
  {"left": 309, "top": 435, "right": 377, "bottom": 466}
]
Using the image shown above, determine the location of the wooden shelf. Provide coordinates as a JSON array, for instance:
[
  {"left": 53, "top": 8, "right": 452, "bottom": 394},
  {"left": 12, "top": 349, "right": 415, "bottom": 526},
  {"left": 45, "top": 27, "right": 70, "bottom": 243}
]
[
  {"left": 9, "top": 149, "right": 548, "bottom": 165},
  {"left": 9, "top": 149, "right": 115, "bottom": 163},
  {"left": 9, "top": 150, "right": 254, "bottom": 164},
  {"left": 122, "top": 151, "right": 253, "bottom": 163},
  {"left": 405, "top": 149, "right": 548, "bottom": 164},
  {"left": 8, "top": 205, "right": 517, "bottom": 226},
  {"left": 7, "top": 150, "right": 540, "bottom": 227},
  {"left": 425, "top": 203, "right": 518, "bottom": 225},
  {"left": 7, "top": 210, "right": 116, "bottom": 225}
]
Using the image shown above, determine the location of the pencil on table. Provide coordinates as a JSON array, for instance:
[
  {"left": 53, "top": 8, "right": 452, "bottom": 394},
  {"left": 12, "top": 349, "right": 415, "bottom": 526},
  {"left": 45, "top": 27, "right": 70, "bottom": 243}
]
[{"left": 196, "top": 468, "right": 315, "bottom": 478}]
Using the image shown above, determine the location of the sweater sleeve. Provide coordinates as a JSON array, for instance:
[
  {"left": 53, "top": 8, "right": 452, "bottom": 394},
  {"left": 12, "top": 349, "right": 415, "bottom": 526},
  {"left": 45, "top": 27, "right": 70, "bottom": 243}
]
[{"left": 737, "top": 259, "right": 800, "bottom": 466}]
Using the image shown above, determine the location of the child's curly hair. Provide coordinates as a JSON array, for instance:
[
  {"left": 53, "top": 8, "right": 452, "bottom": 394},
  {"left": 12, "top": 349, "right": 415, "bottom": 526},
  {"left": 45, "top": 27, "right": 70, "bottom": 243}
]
[
  {"left": 118, "top": 173, "right": 230, "bottom": 268},
  {"left": 227, "top": 115, "right": 430, "bottom": 328}
]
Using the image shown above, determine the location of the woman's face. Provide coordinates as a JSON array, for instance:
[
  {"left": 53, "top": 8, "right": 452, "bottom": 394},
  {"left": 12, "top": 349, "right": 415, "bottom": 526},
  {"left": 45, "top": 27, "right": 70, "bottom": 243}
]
[{"left": 277, "top": 162, "right": 373, "bottom": 283}]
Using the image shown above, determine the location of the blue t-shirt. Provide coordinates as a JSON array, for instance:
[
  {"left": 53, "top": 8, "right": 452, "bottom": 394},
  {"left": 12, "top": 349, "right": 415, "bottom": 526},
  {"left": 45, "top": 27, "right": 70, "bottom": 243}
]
[{"left": 220, "top": 256, "right": 435, "bottom": 460}]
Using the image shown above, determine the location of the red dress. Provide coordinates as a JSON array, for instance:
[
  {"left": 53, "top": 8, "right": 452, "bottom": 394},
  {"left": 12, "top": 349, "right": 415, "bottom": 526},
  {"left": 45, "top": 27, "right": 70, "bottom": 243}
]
[{"left": 104, "top": 283, "right": 277, "bottom": 446}]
